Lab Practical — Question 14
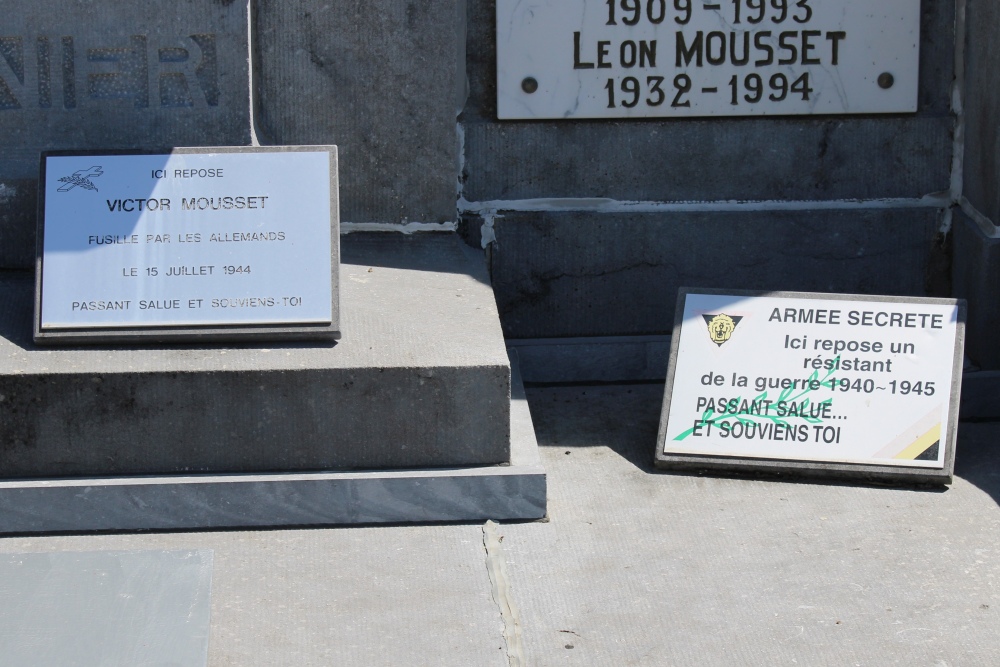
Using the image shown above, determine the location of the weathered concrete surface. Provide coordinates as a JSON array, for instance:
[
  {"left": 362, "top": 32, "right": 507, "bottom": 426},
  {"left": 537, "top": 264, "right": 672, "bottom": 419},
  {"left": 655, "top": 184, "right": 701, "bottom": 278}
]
[
  {"left": 0, "top": 0, "right": 252, "bottom": 269},
  {"left": 500, "top": 386, "right": 1000, "bottom": 666},
  {"left": 254, "top": 0, "right": 464, "bottom": 224},
  {"left": 0, "top": 528, "right": 509, "bottom": 667},
  {"left": 488, "top": 208, "right": 942, "bottom": 339},
  {"left": 0, "top": 233, "right": 509, "bottom": 477},
  {"left": 462, "top": 0, "right": 954, "bottom": 203},
  {"left": 954, "top": 211, "right": 1000, "bottom": 369},
  {"left": 1, "top": 387, "right": 999, "bottom": 666},
  {"left": 963, "top": 0, "right": 1000, "bottom": 226}
]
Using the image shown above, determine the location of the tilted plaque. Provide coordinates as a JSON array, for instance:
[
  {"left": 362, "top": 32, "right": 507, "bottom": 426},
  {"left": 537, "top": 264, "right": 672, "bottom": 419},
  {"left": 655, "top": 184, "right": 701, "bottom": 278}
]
[{"left": 656, "top": 289, "right": 966, "bottom": 484}]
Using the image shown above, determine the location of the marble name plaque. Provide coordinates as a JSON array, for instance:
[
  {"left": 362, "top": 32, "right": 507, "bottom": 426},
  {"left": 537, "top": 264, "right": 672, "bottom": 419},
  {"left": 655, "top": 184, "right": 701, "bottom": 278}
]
[
  {"left": 655, "top": 289, "right": 965, "bottom": 484},
  {"left": 35, "top": 146, "right": 340, "bottom": 344},
  {"left": 497, "top": 0, "right": 920, "bottom": 119}
]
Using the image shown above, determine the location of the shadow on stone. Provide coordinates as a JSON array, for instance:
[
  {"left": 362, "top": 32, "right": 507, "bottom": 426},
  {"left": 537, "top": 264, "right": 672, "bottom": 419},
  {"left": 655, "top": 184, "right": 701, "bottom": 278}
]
[{"left": 952, "top": 422, "right": 1000, "bottom": 504}]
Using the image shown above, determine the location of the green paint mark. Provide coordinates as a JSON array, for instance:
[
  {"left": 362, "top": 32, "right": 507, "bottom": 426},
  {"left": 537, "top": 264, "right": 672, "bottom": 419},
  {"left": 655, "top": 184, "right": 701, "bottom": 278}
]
[{"left": 674, "top": 360, "right": 840, "bottom": 441}]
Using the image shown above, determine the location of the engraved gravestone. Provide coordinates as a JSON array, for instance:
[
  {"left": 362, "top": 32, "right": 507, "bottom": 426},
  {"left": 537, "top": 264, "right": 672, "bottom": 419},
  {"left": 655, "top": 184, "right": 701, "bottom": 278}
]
[{"left": 0, "top": 1, "right": 251, "bottom": 269}]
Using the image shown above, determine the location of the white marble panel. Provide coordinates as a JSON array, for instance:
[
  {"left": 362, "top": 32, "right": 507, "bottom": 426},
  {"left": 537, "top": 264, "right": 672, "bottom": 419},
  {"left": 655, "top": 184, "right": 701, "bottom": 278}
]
[{"left": 497, "top": 0, "right": 920, "bottom": 119}]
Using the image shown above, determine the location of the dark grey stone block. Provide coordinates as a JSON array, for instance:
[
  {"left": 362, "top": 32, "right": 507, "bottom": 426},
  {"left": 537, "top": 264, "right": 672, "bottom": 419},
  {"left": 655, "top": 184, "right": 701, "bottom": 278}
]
[
  {"left": 0, "top": 233, "right": 510, "bottom": 477},
  {"left": 960, "top": 371, "right": 1000, "bottom": 421},
  {"left": 0, "top": 351, "right": 545, "bottom": 533},
  {"left": 254, "top": 0, "right": 464, "bottom": 224},
  {"left": 963, "top": 0, "right": 1000, "bottom": 224},
  {"left": 0, "top": 0, "right": 252, "bottom": 269},
  {"left": 462, "top": 0, "right": 953, "bottom": 203},
  {"left": 463, "top": 119, "right": 952, "bottom": 203},
  {"left": 0, "top": 180, "right": 35, "bottom": 271},
  {"left": 510, "top": 335, "right": 670, "bottom": 385},
  {"left": 488, "top": 208, "right": 941, "bottom": 339},
  {"left": 953, "top": 210, "right": 1000, "bottom": 369}
]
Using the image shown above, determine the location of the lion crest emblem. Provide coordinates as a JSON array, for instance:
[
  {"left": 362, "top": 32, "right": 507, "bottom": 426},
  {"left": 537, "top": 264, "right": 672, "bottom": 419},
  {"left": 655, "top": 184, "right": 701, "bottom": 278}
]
[{"left": 702, "top": 313, "right": 742, "bottom": 347}]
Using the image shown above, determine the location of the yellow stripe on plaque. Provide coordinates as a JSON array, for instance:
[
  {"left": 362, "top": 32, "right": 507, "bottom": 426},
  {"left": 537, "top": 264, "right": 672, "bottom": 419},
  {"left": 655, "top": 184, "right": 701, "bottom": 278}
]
[
  {"left": 893, "top": 423, "right": 942, "bottom": 460},
  {"left": 873, "top": 406, "right": 944, "bottom": 462}
]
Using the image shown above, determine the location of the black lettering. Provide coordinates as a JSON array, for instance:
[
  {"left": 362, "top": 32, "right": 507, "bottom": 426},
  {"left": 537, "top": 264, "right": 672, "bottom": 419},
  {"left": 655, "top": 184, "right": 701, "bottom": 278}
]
[
  {"left": 621, "top": 40, "right": 637, "bottom": 68},
  {"left": 778, "top": 31, "right": 798, "bottom": 65},
  {"left": 826, "top": 31, "right": 845, "bottom": 65},
  {"left": 676, "top": 31, "right": 703, "bottom": 67},
  {"left": 639, "top": 40, "right": 657, "bottom": 67},
  {"left": 730, "top": 31, "right": 750, "bottom": 66},
  {"left": 753, "top": 31, "right": 773, "bottom": 66},
  {"left": 801, "top": 30, "right": 821, "bottom": 64},
  {"left": 705, "top": 31, "right": 726, "bottom": 65},
  {"left": 573, "top": 32, "right": 595, "bottom": 69},
  {"left": 597, "top": 41, "right": 612, "bottom": 68}
]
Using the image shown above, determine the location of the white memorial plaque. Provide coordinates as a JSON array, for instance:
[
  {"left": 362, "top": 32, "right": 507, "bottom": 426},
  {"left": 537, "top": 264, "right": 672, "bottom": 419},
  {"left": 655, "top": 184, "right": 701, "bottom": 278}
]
[
  {"left": 656, "top": 289, "right": 965, "bottom": 484},
  {"left": 35, "top": 147, "right": 339, "bottom": 343},
  {"left": 497, "top": 0, "right": 920, "bottom": 119}
]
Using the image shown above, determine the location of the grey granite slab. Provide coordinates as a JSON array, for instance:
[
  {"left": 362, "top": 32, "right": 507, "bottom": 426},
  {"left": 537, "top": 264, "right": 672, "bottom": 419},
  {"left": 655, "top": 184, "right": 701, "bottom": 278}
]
[
  {"left": 254, "top": 0, "right": 464, "bottom": 224},
  {"left": 0, "top": 549, "right": 212, "bottom": 666},
  {"left": 488, "top": 208, "right": 941, "bottom": 339},
  {"left": 0, "top": 233, "right": 510, "bottom": 476},
  {"left": 510, "top": 335, "right": 671, "bottom": 384},
  {"left": 462, "top": 118, "right": 953, "bottom": 204},
  {"left": 959, "top": 370, "right": 1000, "bottom": 421},
  {"left": 0, "top": 350, "right": 544, "bottom": 533},
  {"left": 963, "top": 0, "right": 1000, "bottom": 227},
  {"left": 0, "top": 0, "right": 252, "bottom": 270},
  {"left": 953, "top": 210, "right": 1000, "bottom": 369}
]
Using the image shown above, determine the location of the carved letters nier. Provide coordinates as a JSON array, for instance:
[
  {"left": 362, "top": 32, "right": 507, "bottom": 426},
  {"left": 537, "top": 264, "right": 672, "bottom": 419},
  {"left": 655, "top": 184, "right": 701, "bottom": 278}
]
[{"left": 0, "top": 34, "right": 220, "bottom": 110}]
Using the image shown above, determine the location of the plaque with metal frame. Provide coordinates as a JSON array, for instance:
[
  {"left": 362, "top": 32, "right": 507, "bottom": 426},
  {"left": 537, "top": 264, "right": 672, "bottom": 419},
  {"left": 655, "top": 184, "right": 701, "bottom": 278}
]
[
  {"left": 655, "top": 288, "right": 966, "bottom": 485},
  {"left": 34, "top": 146, "right": 340, "bottom": 344}
]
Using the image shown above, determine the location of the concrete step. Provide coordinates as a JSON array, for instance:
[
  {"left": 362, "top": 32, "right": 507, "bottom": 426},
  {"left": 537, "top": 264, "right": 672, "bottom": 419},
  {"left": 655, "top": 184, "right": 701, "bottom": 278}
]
[
  {"left": 0, "top": 233, "right": 509, "bottom": 477},
  {"left": 0, "top": 350, "right": 545, "bottom": 532}
]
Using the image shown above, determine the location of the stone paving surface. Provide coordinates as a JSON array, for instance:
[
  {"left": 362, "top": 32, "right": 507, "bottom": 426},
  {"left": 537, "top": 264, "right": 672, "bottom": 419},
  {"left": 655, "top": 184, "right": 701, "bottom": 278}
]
[{"left": 0, "top": 384, "right": 998, "bottom": 666}]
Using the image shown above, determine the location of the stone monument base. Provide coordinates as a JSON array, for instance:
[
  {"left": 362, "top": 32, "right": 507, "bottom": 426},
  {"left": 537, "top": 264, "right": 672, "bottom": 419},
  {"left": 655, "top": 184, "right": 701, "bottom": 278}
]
[
  {"left": 0, "top": 234, "right": 545, "bottom": 532},
  {"left": 0, "top": 361, "right": 544, "bottom": 532}
]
